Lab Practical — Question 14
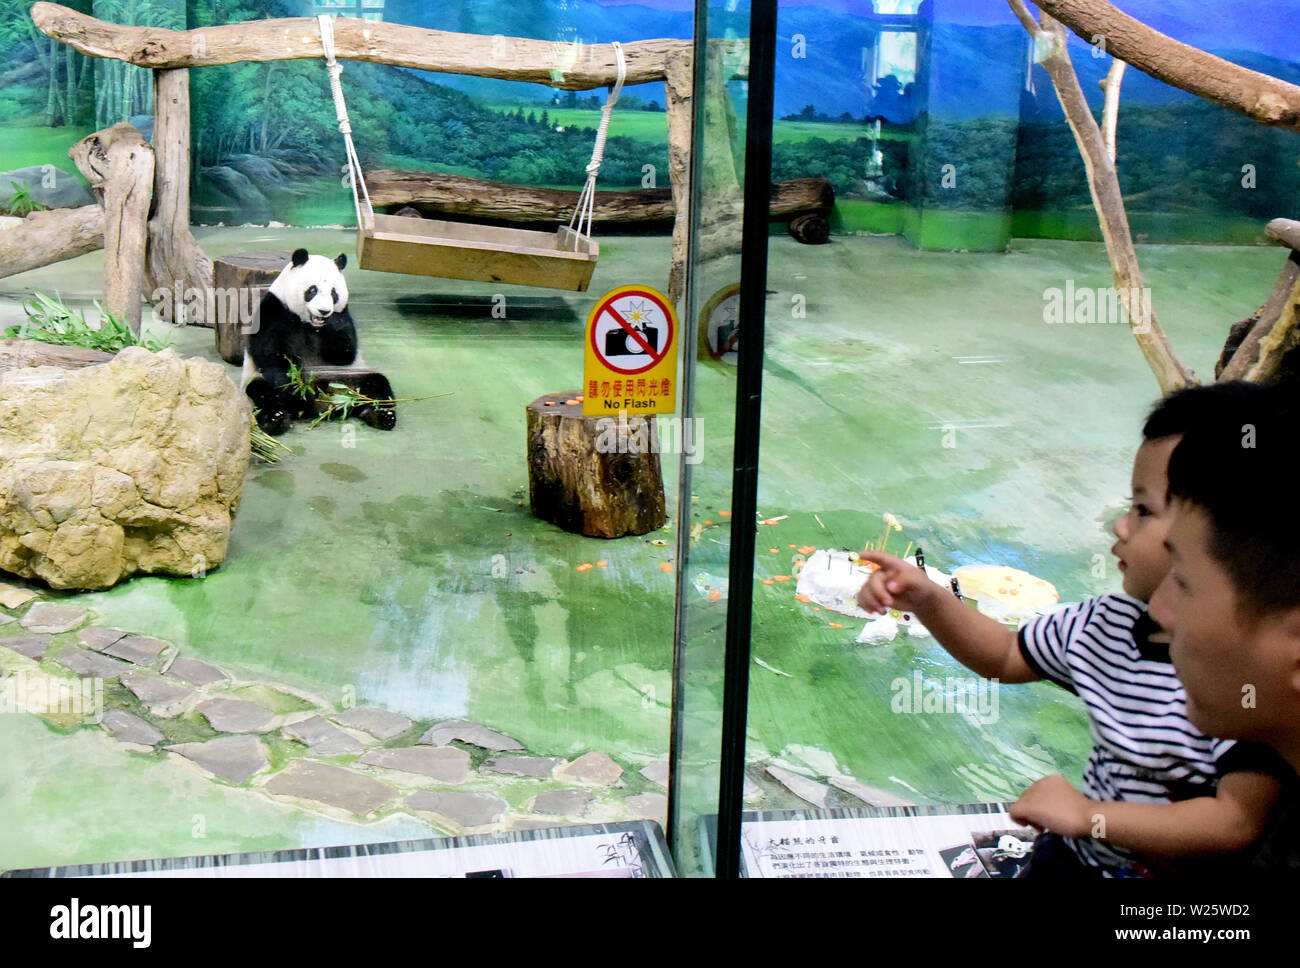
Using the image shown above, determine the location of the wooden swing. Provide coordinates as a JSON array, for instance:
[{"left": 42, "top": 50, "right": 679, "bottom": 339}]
[{"left": 318, "top": 15, "right": 622, "bottom": 292}]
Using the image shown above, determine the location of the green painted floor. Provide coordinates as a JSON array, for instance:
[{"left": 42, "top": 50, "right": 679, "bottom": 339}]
[{"left": 0, "top": 227, "right": 1282, "bottom": 870}]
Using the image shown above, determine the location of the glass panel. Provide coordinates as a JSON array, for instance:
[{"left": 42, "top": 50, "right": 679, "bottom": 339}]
[
  {"left": 667, "top": 0, "right": 754, "bottom": 877},
  {"left": 2, "top": 0, "right": 690, "bottom": 875}
]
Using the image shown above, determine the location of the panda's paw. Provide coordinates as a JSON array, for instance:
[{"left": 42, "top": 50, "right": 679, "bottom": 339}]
[
  {"left": 360, "top": 405, "right": 397, "bottom": 431},
  {"left": 256, "top": 408, "right": 294, "bottom": 436}
]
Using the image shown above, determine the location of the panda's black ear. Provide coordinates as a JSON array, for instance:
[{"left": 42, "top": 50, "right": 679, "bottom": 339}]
[
  {"left": 335, "top": 253, "right": 348, "bottom": 271},
  {"left": 291, "top": 248, "right": 310, "bottom": 267}
]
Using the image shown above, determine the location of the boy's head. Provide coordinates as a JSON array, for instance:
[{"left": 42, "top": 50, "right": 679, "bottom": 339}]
[
  {"left": 1111, "top": 381, "right": 1267, "bottom": 602},
  {"left": 1147, "top": 383, "right": 1300, "bottom": 762}
]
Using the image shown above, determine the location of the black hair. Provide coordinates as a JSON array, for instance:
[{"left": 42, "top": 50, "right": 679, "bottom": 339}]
[
  {"left": 1166, "top": 381, "right": 1300, "bottom": 621},
  {"left": 1143, "top": 379, "right": 1268, "bottom": 441}
]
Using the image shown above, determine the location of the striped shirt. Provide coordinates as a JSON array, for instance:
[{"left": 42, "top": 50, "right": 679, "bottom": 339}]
[{"left": 1017, "top": 593, "right": 1236, "bottom": 874}]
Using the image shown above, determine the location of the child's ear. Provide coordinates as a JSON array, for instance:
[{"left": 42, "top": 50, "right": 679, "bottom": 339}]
[{"left": 335, "top": 254, "right": 348, "bottom": 271}]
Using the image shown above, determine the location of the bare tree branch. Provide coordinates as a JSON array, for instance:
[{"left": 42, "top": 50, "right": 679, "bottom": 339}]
[
  {"left": 30, "top": 1, "right": 683, "bottom": 89},
  {"left": 1033, "top": 0, "right": 1300, "bottom": 132},
  {"left": 1008, "top": 0, "right": 1043, "bottom": 36},
  {"left": 1022, "top": 10, "right": 1195, "bottom": 393},
  {"left": 1100, "top": 58, "right": 1126, "bottom": 162}
]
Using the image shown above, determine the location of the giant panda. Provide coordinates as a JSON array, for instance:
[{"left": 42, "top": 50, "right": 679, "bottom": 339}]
[{"left": 241, "top": 248, "right": 396, "bottom": 436}]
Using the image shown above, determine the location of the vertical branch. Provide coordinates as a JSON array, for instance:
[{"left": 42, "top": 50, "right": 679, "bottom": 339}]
[
  {"left": 146, "top": 68, "right": 215, "bottom": 325},
  {"left": 1101, "top": 58, "right": 1126, "bottom": 162},
  {"left": 1010, "top": 1, "right": 1194, "bottom": 392},
  {"left": 664, "top": 48, "right": 693, "bottom": 307}
]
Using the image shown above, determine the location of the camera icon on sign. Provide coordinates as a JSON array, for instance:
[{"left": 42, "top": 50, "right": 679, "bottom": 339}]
[{"left": 604, "top": 323, "right": 659, "bottom": 357}]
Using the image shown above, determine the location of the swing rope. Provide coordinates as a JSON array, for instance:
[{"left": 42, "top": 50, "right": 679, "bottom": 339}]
[
  {"left": 568, "top": 41, "right": 626, "bottom": 250},
  {"left": 318, "top": 15, "right": 372, "bottom": 232},
  {"left": 319, "top": 15, "right": 622, "bottom": 252}
]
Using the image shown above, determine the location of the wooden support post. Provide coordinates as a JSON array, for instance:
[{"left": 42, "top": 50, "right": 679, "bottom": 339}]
[
  {"left": 146, "top": 68, "right": 214, "bottom": 326},
  {"left": 70, "top": 123, "right": 154, "bottom": 334},
  {"left": 0, "top": 205, "right": 104, "bottom": 280},
  {"left": 664, "top": 47, "right": 693, "bottom": 306}
]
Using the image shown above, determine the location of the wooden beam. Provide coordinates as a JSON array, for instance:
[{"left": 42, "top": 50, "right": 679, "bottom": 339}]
[
  {"left": 0, "top": 205, "right": 104, "bottom": 280},
  {"left": 1033, "top": 0, "right": 1300, "bottom": 133},
  {"left": 31, "top": 2, "right": 684, "bottom": 88}
]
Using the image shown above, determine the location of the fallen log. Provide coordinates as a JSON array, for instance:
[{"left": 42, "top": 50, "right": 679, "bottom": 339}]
[
  {"left": 0, "top": 205, "right": 104, "bottom": 280},
  {"left": 368, "top": 170, "right": 833, "bottom": 225},
  {"left": 0, "top": 337, "right": 112, "bottom": 373}
]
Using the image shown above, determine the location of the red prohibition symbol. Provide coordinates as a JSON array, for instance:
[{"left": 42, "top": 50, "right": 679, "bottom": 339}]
[{"left": 588, "top": 287, "right": 675, "bottom": 375}]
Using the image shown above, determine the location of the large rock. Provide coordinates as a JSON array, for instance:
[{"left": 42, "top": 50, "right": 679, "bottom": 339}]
[
  {"left": 198, "top": 166, "right": 270, "bottom": 223},
  {"left": 0, "top": 347, "right": 251, "bottom": 589},
  {"left": 0, "top": 166, "right": 95, "bottom": 210},
  {"left": 224, "top": 154, "right": 286, "bottom": 190}
]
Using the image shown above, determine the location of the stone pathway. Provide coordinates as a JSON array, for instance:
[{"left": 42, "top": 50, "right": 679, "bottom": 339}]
[
  {"left": 1, "top": 580, "right": 912, "bottom": 836},
  {"left": 0, "top": 582, "right": 672, "bottom": 836}
]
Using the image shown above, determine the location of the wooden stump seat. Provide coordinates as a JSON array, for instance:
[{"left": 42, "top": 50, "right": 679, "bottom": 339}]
[
  {"left": 526, "top": 390, "right": 667, "bottom": 538},
  {"left": 212, "top": 250, "right": 290, "bottom": 364}
]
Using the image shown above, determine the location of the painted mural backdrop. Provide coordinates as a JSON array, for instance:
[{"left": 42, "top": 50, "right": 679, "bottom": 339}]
[{"left": 2, "top": 0, "right": 1299, "bottom": 244}]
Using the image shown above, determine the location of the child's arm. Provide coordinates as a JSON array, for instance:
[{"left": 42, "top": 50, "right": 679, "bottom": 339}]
[
  {"left": 855, "top": 551, "right": 1040, "bottom": 683},
  {"left": 1010, "top": 771, "right": 1281, "bottom": 857}
]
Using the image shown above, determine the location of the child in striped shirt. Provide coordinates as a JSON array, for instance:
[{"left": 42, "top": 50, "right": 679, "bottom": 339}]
[{"left": 855, "top": 382, "right": 1283, "bottom": 877}]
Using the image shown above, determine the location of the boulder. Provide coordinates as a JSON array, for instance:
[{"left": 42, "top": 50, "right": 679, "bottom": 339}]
[
  {"left": 0, "top": 166, "right": 95, "bottom": 210},
  {"left": 0, "top": 346, "right": 251, "bottom": 589},
  {"left": 197, "top": 166, "right": 270, "bottom": 223},
  {"left": 225, "top": 154, "right": 286, "bottom": 190}
]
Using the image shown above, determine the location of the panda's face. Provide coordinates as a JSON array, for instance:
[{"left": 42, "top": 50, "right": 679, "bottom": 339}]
[{"left": 271, "top": 249, "right": 349, "bottom": 327}]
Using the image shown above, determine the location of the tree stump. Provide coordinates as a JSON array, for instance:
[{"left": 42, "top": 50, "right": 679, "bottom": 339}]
[
  {"left": 212, "top": 250, "right": 289, "bottom": 364},
  {"left": 526, "top": 391, "right": 667, "bottom": 538}
]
